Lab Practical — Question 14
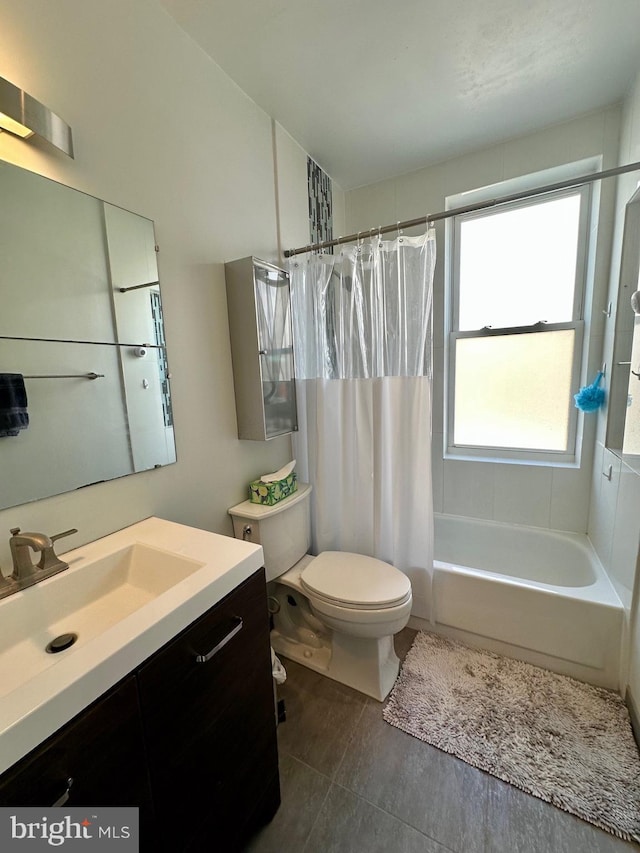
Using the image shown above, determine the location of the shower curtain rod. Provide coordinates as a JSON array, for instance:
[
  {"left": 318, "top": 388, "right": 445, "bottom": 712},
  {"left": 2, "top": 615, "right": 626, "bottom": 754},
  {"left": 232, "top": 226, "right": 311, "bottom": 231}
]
[{"left": 284, "top": 159, "right": 640, "bottom": 258}]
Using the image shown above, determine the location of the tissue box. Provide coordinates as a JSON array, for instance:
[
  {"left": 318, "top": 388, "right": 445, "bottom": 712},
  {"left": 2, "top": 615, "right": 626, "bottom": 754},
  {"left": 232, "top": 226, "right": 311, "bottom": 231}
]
[{"left": 249, "top": 472, "right": 297, "bottom": 506}]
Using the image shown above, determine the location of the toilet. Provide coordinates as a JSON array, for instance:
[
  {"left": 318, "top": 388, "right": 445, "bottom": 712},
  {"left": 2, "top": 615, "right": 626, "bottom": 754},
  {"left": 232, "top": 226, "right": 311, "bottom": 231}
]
[{"left": 228, "top": 483, "right": 412, "bottom": 700}]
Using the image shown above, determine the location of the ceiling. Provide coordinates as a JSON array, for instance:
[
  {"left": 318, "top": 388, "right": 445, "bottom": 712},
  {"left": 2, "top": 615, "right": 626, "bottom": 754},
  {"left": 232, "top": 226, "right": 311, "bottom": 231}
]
[{"left": 159, "top": 0, "right": 640, "bottom": 190}]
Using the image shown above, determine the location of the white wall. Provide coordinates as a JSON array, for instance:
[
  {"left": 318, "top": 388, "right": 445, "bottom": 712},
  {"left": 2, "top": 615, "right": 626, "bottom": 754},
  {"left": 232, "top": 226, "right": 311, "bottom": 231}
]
[
  {"left": 0, "top": 0, "right": 322, "bottom": 568},
  {"left": 345, "top": 107, "right": 621, "bottom": 533}
]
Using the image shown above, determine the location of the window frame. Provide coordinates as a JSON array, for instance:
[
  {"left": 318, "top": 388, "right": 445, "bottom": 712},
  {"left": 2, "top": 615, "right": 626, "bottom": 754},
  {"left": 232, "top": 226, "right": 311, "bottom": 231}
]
[{"left": 445, "top": 182, "right": 593, "bottom": 465}]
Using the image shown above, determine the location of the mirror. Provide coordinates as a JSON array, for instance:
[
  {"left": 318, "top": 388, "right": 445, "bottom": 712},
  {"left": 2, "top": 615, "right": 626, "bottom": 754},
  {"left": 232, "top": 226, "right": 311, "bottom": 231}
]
[
  {"left": 607, "top": 186, "right": 640, "bottom": 472},
  {"left": 0, "top": 160, "right": 176, "bottom": 510}
]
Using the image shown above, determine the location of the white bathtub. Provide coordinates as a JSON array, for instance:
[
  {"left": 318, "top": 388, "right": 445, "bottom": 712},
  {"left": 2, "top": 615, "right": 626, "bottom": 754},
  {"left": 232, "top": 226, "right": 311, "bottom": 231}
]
[{"left": 420, "top": 514, "right": 624, "bottom": 690}]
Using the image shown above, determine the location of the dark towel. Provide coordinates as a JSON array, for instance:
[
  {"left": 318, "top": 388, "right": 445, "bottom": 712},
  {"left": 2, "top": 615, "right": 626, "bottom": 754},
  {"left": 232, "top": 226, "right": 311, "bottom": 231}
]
[{"left": 0, "top": 373, "right": 29, "bottom": 437}]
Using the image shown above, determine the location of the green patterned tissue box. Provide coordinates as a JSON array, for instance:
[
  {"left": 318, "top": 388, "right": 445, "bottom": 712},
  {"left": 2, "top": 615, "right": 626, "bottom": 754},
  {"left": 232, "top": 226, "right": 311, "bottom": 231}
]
[{"left": 249, "top": 472, "right": 297, "bottom": 506}]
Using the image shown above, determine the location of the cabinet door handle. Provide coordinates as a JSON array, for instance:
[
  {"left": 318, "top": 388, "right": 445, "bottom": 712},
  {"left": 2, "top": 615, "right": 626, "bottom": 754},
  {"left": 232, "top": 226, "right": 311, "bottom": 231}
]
[
  {"left": 52, "top": 777, "right": 73, "bottom": 807},
  {"left": 195, "top": 617, "right": 243, "bottom": 663}
]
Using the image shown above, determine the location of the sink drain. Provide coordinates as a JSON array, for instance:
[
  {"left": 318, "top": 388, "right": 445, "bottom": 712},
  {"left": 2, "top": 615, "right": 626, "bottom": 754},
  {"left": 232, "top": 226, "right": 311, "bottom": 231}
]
[{"left": 46, "top": 633, "right": 78, "bottom": 654}]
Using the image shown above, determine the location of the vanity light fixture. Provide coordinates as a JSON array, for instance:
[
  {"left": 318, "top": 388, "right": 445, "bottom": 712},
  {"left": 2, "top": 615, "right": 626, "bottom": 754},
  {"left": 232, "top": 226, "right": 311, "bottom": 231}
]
[{"left": 0, "top": 75, "right": 73, "bottom": 158}]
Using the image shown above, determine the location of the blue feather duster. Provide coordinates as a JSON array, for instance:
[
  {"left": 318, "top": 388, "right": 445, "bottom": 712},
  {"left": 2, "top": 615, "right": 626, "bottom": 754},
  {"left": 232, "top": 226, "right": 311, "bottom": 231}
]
[{"left": 574, "top": 371, "right": 605, "bottom": 412}]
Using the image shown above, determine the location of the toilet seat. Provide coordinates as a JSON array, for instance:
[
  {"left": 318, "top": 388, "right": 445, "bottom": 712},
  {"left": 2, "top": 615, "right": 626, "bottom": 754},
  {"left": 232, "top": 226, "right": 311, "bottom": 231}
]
[{"left": 300, "top": 551, "right": 411, "bottom": 610}]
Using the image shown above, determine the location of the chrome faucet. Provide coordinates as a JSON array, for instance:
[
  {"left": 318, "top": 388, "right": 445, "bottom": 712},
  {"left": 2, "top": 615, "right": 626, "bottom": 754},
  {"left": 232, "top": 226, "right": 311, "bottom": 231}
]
[{"left": 1, "top": 527, "right": 78, "bottom": 598}]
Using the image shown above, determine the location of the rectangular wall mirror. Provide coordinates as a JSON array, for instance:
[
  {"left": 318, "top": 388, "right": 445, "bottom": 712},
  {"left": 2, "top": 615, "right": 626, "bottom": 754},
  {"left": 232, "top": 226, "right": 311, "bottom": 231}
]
[
  {"left": 0, "top": 160, "right": 176, "bottom": 510},
  {"left": 606, "top": 185, "right": 640, "bottom": 473}
]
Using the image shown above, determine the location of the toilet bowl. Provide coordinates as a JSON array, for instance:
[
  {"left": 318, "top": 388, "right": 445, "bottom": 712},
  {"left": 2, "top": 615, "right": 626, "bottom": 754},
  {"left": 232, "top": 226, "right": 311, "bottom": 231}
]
[
  {"left": 228, "top": 484, "right": 412, "bottom": 700},
  {"left": 300, "top": 551, "right": 412, "bottom": 636}
]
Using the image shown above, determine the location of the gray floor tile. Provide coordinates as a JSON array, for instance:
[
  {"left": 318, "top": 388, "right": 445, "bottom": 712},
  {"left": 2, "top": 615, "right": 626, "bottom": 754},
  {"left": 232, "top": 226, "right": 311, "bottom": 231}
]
[
  {"left": 303, "top": 783, "right": 453, "bottom": 853},
  {"left": 394, "top": 626, "right": 418, "bottom": 662},
  {"left": 245, "top": 753, "right": 331, "bottom": 853},
  {"left": 485, "top": 775, "right": 639, "bottom": 853},
  {"left": 263, "top": 638, "right": 638, "bottom": 853},
  {"left": 276, "top": 657, "right": 368, "bottom": 778},
  {"left": 335, "top": 699, "right": 488, "bottom": 853}
]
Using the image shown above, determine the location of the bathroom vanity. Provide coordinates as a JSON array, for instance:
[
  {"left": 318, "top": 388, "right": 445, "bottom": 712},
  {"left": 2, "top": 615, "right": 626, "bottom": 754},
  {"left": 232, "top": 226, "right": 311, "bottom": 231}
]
[{"left": 0, "top": 518, "right": 279, "bottom": 851}]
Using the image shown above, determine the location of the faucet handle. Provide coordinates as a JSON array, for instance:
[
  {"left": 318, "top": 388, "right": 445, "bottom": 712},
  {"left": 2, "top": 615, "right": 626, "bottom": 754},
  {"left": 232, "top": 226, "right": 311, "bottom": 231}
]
[
  {"left": 50, "top": 528, "right": 78, "bottom": 543},
  {"left": 10, "top": 527, "right": 20, "bottom": 536},
  {"left": 37, "top": 528, "right": 78, "bottom": 573}
]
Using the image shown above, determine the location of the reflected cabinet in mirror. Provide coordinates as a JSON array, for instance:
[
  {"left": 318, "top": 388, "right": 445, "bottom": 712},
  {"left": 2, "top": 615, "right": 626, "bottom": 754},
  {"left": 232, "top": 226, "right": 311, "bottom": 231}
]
[
  {"left": 0, "top": 160, "right": 176, "bottom": 511},
  {"left": 607, "top": 185, "right": 640, "bottom": 472}
]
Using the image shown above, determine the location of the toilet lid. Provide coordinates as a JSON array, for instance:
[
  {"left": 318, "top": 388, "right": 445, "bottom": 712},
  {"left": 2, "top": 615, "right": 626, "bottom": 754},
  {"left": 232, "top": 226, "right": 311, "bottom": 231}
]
[{"left": 300, "top": 551, "right": 411, "bottom": 608}]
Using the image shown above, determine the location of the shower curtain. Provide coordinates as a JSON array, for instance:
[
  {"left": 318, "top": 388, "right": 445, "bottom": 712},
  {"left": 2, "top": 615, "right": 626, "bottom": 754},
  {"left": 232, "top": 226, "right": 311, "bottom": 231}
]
[{"left": 289, "top": 229, "right": 436, "bottom": 620}]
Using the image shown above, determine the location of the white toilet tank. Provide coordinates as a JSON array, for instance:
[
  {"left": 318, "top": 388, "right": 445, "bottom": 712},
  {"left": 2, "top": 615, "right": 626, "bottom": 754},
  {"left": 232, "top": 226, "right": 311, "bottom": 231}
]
[{"left": 228, "top": 483, "right": 312, "bottom": 581}]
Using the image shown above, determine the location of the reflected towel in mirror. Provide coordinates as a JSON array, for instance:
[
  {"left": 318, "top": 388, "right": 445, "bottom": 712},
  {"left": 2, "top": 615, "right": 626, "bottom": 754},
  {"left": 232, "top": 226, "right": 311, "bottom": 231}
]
[{"left": 0, "top": 373, "right": 29, "bottom": 437}]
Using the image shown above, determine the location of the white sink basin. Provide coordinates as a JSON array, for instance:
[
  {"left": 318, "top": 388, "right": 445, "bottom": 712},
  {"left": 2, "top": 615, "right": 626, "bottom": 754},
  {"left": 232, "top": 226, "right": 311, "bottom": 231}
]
[
  {"left": 0, "top": 543, "right": 205, "bottom": 698},
  {"left": 0, "top": 516, "right": 264, "bottom": 775}
]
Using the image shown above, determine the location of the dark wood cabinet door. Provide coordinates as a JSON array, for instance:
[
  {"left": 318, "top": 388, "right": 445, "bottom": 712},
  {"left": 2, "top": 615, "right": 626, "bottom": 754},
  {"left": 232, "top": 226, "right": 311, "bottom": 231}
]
[
  {"left": 137, "top": 568, "right": 279, "bottom": 850},
  {"left": 0, "top": 675, "right": 155, "bottom": 836}
]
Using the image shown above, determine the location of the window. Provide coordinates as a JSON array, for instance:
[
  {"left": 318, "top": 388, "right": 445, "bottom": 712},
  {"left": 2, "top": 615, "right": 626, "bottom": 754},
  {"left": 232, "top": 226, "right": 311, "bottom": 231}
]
[{"left": 446, "top": 183, "right": 592, "bottom": 464}]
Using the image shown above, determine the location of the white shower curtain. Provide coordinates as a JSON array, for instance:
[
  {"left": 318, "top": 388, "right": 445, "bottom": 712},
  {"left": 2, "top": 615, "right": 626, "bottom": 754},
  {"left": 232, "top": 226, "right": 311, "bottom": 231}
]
[{"left": 289, "top": 229, "right": 436, "bottom": 620}]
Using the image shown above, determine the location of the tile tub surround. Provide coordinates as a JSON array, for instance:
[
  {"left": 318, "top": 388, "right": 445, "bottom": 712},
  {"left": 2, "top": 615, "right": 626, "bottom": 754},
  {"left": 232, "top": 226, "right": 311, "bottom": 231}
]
[{"left": 245, "top": 630, "right": 638, "bottom": 853}]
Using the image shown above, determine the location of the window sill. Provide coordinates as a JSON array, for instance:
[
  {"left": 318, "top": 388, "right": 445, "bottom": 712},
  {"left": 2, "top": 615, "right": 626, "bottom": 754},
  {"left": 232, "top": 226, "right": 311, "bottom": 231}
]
[{"left": 443, "top": 448, "right": 581, "bottom": 469}]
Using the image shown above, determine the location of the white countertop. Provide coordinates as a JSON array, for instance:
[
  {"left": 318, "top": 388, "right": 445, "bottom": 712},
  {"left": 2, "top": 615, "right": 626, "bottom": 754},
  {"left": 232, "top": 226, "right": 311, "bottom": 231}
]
[{"left": 0, "top": 516, "right": 264, "bottom": 775}]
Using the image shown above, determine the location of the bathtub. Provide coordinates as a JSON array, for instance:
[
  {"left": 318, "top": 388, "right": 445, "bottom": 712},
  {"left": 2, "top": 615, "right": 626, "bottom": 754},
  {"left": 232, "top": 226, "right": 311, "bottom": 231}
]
[{"left": 420, "top": 514, "right": 624, "bottom": 690}]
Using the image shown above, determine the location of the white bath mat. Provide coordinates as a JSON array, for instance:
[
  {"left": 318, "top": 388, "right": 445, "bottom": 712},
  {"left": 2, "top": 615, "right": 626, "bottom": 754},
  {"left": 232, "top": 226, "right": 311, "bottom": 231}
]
[{"left": 383, "top": 631, "right": 640, "bottom": 844}]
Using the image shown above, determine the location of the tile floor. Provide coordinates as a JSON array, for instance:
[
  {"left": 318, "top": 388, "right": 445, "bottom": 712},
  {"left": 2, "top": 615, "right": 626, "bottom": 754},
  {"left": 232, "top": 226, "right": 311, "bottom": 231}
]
[{"left": 245, "top": 628, "right": 639, "bottom": 853}]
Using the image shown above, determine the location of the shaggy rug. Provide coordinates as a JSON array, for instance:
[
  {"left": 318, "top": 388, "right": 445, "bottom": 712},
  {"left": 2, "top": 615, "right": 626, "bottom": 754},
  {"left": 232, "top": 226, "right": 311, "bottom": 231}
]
[{"left": 383, "top": 631, "right": 640, "bottom": 844}]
